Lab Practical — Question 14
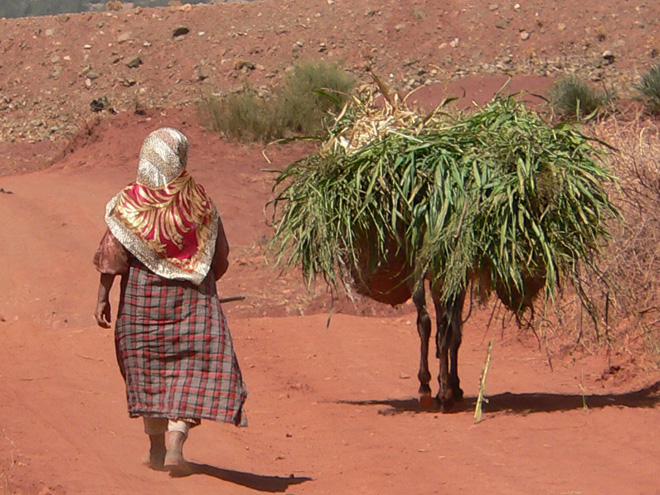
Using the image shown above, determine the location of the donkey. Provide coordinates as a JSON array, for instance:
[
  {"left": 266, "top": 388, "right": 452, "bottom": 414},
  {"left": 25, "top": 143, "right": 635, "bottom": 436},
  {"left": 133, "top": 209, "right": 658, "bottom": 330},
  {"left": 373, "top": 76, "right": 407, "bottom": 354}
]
[{"left": 350, "top": 239, "right": 468, "bottom": 411}]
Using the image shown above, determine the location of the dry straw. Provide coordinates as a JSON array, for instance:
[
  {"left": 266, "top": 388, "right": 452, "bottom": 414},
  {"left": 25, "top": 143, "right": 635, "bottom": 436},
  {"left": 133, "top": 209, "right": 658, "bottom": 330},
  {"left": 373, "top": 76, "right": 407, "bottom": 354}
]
[
  {"left": 474, "top": 339, "right": 494, "bottom": 423},
  {"left": 539, "top": 113, "right": 660, "bottom": 364}
]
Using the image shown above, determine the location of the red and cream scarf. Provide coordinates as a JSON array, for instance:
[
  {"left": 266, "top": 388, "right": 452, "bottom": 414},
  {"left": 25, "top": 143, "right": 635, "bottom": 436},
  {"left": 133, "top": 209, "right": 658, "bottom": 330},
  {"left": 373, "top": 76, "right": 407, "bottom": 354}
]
[{"left": 105, "top": 128, "right": 218, "bottom": 284}]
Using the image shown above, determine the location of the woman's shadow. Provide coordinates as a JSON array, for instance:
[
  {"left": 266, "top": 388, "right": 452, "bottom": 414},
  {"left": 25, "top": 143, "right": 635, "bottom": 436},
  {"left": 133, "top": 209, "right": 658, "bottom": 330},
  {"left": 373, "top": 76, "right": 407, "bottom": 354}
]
[{"left": 180, "top": 463, "right": 312, "bottom": 492}]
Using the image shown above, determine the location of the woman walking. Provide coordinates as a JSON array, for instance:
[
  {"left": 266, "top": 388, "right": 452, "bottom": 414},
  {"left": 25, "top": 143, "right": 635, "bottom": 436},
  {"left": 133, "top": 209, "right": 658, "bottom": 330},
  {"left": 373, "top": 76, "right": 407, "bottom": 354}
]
[{"left": 93, "top": 127, "right": 247, "bottom": 476}]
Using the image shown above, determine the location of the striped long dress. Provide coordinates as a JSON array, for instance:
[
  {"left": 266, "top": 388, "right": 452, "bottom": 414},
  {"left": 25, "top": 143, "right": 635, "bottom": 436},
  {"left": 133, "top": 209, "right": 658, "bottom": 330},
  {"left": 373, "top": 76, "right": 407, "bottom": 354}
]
[{"left": 115, "top": 258, "right": 247, "bottom": 426}]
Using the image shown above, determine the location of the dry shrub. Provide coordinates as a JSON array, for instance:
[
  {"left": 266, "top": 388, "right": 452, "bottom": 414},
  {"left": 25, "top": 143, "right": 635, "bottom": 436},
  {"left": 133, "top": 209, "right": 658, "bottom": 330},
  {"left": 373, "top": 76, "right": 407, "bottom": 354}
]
[
  {"left": 199, "top": 61, "right": 356, "bottom": 143},
  {"left": 535, "top": 114, "right": 660, "bottom": 368},
  {"left": 199, "top": 89, "right": 281, "bottom": 143},
  {"left": 635, "top": 63, "right": 660, "bottom": 115},
  {"left": 548, "top": 74, "right": 610, "bottom": 119},
  {"left": 275, "top": 61, "right": 356, "bottom": 135}
]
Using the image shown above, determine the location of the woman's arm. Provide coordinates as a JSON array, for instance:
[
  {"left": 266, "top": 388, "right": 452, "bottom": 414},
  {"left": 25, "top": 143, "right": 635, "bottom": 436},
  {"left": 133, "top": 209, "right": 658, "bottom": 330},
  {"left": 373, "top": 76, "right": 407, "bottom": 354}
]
[
  {"left": 93, "top": 228, "right": 129, "bottom": 328},
  {"left": 95, "top": 273, "right": 116, "bottom": 328}
]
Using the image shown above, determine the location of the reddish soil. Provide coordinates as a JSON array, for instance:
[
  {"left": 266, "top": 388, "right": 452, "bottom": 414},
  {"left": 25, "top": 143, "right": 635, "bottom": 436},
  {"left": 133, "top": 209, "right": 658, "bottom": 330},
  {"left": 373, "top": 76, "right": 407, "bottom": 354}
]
[{"left": 1, "top": 2, "right": 660, "bottom": 495}]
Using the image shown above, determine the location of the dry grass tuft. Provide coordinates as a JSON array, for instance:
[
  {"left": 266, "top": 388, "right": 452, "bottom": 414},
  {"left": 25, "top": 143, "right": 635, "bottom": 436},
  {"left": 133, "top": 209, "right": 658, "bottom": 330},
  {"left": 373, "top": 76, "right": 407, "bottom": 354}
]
[
  {"left": 199, "top": 61, "right": 355, "bottom": 143},
  {"left": 635, "top": 63, "right": 660, "bottom": 115},
  {"left": 548, "top": 74, "right": 611, "bottom": 120}
]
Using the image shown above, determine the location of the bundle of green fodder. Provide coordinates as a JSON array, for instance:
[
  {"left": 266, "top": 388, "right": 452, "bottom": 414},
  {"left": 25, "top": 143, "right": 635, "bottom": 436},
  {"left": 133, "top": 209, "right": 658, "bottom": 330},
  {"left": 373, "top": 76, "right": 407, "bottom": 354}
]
[
  {"left": 269, "top": 89, "right": 619, "bottom": 313},
  {"left": 270, "top": 84, "right": 447, "bottom": 305}
]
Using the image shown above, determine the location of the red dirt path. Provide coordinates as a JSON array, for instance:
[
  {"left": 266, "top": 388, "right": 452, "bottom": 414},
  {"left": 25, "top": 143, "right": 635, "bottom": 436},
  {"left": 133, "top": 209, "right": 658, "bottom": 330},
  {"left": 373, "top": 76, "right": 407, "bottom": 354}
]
[
  {"left": 1, "top": 1, "right": 660, "bottom": 494},
  {"left": 2, "top": 102, "right": 659, "bottom": 495}
]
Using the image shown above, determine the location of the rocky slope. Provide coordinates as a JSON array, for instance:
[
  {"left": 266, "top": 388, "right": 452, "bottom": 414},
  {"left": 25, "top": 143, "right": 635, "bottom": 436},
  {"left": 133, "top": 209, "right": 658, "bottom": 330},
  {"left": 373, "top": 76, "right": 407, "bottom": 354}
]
[{"left": 0, "top": 0, "right": 657, "bottom": 154}]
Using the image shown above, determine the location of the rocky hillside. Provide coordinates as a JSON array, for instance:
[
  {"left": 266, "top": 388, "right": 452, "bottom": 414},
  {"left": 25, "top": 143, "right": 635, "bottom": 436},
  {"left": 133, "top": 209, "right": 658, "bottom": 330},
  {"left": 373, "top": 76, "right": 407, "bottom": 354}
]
[
  {"left": 0, "top": 0, "right": 228, "bottom": 19},
  {"left": 0, "top": 0, "right": 657, "bottom": 167}
]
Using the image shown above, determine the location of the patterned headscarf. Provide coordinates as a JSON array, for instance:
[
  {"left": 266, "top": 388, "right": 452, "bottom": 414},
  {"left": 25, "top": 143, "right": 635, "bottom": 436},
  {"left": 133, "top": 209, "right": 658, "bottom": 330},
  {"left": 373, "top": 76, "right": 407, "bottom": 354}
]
[{"left": 105, "top": 128, "right": 219, "bottom": 284}]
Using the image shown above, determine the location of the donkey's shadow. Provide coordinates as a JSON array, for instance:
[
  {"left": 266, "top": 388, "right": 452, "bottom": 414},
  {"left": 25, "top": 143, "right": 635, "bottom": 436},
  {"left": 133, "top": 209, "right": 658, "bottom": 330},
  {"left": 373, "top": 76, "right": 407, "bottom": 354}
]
[{"left": 340, "top": 380, "right": 660, "bottom": 416}]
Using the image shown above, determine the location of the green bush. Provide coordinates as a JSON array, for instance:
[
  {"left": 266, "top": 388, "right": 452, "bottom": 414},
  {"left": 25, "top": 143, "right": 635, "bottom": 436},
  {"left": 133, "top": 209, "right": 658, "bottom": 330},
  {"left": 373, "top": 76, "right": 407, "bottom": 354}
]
[
  {"left": 200, "top": 89, "right": 280, "bottom": 143},
  {"left": 635, "top": 63, "right": 660, "bottom": 115},
  {"left": 549, "top": 75, "right": 607, "bottom": 119},
  {"left": 199, "top": 61, "right": 356, "bottom": 142},
  {"left": 275, "top": 61, "right": 356, "bottom": 134}
]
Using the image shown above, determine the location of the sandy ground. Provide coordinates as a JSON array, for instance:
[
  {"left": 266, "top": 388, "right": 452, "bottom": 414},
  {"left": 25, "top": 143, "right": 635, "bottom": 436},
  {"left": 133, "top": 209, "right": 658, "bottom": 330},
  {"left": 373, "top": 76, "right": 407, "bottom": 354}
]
[
  {"left": 1, "top": 1, "right": 660, "bottom": 494},
  {"left": 1, "top": 102, "right": 659, "bottom": 495}
]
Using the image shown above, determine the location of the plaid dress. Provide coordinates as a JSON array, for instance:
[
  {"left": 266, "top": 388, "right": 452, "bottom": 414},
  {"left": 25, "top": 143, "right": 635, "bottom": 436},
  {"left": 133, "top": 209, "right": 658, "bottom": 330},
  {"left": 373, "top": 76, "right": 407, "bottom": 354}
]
[{"left": 116, "top": 258, "right": 247, "bottom": 427}]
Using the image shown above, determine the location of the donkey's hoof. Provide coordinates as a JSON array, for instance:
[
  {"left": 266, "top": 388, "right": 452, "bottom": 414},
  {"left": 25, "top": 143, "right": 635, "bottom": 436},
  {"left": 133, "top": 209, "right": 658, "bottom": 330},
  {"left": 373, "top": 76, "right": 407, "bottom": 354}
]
[
  {"left": 437, "top": 392, "right": 456, "bottom": 413},
  {"left": 453, "top": 387, "right": 464, "bottom": 402},
  {"left": 419, "top": 393, "right": 434, "bottom": 409}
]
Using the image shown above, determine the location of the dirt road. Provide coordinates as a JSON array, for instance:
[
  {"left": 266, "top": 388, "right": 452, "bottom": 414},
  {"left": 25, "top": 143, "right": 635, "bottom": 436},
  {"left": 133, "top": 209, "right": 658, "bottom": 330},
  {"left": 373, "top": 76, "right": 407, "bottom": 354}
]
[{"left": 1, "top": 107, "right": 659, "bottom": 495}]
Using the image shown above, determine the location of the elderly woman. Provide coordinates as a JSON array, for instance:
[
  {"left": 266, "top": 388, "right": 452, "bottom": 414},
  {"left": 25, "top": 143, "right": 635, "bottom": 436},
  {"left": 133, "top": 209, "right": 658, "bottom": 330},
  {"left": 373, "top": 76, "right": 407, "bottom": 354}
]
[{"left": 93, "top": 128, "right": 247, "bottom": 476}]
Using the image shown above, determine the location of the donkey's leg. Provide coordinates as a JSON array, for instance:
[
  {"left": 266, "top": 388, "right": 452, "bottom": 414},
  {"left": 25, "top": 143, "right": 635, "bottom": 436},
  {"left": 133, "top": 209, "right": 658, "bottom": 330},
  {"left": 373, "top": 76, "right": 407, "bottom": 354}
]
[
  {"left": 431, "top": 288, "right": 453, "bottom": 411},
  {"left": 412, "top": 283, "right": 432, "bottom": 402},
  {"left": 447, "top": 290, "right": 467, "bottom": 401}
]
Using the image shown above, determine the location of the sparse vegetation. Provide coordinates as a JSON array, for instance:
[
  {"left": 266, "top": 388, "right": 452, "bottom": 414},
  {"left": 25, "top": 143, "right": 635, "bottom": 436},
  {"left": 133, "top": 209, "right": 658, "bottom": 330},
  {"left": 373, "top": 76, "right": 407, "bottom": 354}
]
[
  {"left": 549, "top": 74, "right": 609, "bottom": 119},
  {"left": 635, "top": 63, "right": 660, "bottom": 115},
  {"left": 275, "top": 61, "right": 356, "bottom": 135},
  {"left": 200, "top": 61, "right": 356, "bottom": 142},
  {"left": 541, "top": 115, "right": 660, "bottom": 366},
  {"left": 200, "top": 88, "right": 280, "bottom": 143}
]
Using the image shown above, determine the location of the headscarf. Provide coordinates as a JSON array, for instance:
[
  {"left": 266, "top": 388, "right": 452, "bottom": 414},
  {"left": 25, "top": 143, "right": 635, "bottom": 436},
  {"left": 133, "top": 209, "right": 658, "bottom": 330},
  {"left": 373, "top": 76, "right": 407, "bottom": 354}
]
[{"left": 105, "top": 128, "right": 219, "bottom": 285}]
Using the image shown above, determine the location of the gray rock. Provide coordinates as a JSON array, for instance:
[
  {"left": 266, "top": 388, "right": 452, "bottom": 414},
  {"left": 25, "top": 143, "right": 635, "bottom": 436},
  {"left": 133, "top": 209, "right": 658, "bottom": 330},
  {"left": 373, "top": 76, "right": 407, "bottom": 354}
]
[
  {"left": 173, "top": 26, "right": 190, "bottom": 38},
  {"left": 602, "top": 50, "right": 615, "bottom": 65},
  {"left": 117, "top": 32, "right": 133, "bottom": 44},
  {"left": 198, "top": 66, "right": 212, "bottom": 81},
  {"left": 125, "top": 56, "right": 142, "bottom": 68}
]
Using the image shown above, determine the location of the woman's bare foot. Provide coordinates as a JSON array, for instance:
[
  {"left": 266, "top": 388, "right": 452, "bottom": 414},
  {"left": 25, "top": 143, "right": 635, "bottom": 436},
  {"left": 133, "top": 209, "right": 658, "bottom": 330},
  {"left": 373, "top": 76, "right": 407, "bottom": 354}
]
[
  {"left": 164, "top": 431, "right": 192, "bottom": 477},
  {"left": 141, "top": 449, "right": 166, "bottom": 470},
  {"left": 163, "top": 450, "right": 192, "bottom": 477},
  {"left": 141, "top": 434, "right": 166, "bottom": 470}
]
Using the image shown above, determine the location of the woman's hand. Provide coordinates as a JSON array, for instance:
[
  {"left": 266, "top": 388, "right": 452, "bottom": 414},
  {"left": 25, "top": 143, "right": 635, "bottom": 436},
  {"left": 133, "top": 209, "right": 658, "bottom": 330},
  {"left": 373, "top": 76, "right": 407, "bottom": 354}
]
[
  {"left": 95, "top": 299, "right": 112, "bottom": 328},
  {"left": 95, "top": 273, "right": 116, "bottom": 328}
]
